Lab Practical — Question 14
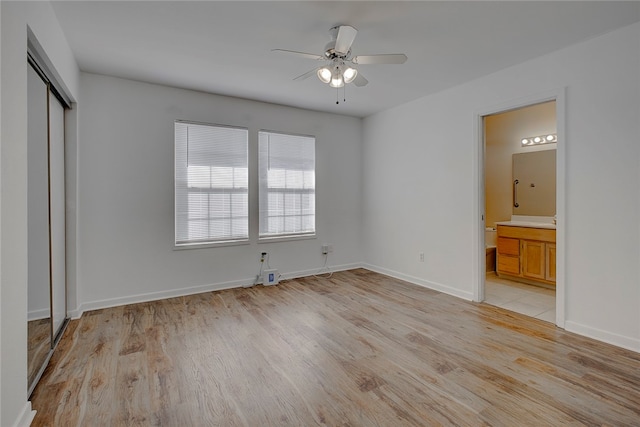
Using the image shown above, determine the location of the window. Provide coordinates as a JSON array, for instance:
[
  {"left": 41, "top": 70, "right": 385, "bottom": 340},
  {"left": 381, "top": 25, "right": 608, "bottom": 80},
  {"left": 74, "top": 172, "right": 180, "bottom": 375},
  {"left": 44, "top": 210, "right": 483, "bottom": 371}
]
[
  {"left": 258, "top": 131, "right": 315, "bottom": 239},
  {"left": 175, "top": 121, "right": 248, "bottom": 246}
]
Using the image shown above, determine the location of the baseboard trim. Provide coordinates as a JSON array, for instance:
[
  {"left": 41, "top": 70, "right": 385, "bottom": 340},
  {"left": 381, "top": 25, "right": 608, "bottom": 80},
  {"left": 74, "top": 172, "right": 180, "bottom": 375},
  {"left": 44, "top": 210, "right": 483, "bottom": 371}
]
[
  {"left": 70, "top": 262, "right": 364, "bottom": 319},
  {"left": 70, "top": 277, "right": 250, "bottom": 319},
  {"left": 13, "top": 402, "right": 36, "bottom": 427},
  {"left": 280, "top": 262, "right": 362, "bottom": 281},
  {"left": 564, "top": 320, "right": 640, "bottom": 353},
  {"left": 362, "top": 263, "right": 474, "bottom": 301},
  {"left": 27, "top": 308, "right": 50, "bottom": 321}
]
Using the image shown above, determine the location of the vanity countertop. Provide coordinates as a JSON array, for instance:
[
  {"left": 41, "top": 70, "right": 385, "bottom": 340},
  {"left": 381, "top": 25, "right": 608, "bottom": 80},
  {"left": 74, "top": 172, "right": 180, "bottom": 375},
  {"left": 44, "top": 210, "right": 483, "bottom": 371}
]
[{"left": 496, "top": 221, "right": 556, "bottom": 230}]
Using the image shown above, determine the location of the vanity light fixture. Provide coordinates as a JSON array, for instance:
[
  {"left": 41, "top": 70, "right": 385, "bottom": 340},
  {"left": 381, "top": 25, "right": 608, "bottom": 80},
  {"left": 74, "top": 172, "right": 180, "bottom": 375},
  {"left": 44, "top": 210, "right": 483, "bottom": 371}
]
[{"left": 521, "top": 133, "right": 557, "bottom": 146}]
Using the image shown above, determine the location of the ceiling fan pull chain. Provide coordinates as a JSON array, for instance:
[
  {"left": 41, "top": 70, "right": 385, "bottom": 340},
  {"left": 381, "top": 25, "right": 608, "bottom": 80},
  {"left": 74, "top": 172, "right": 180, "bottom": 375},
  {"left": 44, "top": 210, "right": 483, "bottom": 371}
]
[{"left": 336, "top": 86, "right": 339, "bottom": 104}]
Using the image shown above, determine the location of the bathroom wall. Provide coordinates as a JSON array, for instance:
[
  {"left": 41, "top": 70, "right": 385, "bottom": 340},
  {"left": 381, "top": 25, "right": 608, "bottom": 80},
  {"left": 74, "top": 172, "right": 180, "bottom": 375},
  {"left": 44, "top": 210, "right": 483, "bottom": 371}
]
[{"left": 485, "top": 101, "right": 556, "bottom": 227}]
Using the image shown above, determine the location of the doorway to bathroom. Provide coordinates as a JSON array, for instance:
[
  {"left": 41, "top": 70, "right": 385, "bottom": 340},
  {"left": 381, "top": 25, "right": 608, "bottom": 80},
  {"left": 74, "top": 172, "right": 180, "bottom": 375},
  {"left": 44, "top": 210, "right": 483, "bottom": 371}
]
[{"left": 478, "top": 94, "right": 564, "bottom": 326}]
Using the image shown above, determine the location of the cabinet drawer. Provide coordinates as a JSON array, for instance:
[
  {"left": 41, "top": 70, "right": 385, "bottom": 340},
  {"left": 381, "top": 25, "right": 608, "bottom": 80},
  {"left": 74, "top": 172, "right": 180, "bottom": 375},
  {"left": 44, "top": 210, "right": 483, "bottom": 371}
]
[
  {"left": 497, "top": 237, "right": 519, "bottom": 256},
  {"left": 497, "top": 255, "right": 520, "bottom": 275}
]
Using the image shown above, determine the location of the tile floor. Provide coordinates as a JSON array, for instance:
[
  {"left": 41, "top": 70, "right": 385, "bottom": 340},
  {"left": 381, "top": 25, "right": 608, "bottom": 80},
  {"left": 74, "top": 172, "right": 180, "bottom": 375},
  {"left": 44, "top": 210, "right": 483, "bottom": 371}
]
[{"left": 484, "top": 273, "right": 556, "bottom": 323}]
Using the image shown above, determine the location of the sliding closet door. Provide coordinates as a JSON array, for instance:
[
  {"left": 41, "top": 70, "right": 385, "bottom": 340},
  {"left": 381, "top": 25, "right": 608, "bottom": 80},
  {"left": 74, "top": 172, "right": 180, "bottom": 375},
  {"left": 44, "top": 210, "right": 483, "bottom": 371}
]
[
  {"left": 27, "top": 63, "right": 52, "bottom": 388},
  {"left": 27, "top": 57, "right": 69, "bottom": 394},
  {"left": 49, "top": 93, "right": 66, "bottom": 338}
]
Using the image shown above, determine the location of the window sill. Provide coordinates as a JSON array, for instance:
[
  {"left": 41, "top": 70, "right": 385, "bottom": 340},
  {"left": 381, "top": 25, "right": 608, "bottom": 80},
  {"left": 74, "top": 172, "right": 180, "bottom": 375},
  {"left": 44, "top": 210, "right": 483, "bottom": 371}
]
[
  {"left": 258, "top": 234, "right": 316, "bottom": 244},
  {"left": 174, "top": 239, "right": 250, "bottom": 250}
]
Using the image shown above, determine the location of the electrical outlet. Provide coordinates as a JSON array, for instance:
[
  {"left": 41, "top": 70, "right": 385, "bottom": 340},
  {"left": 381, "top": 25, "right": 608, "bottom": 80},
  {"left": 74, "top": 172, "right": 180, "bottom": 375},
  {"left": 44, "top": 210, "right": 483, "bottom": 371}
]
[{"left": 419, "top": 252, "right": 425, "bottom": 262}]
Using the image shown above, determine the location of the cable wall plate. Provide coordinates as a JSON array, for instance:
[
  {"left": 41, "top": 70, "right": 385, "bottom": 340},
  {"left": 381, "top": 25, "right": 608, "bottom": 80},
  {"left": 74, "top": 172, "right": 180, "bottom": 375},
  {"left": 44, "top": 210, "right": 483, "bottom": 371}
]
[{"left": 262, "top": 269, "right": 279, "bottom": 286}]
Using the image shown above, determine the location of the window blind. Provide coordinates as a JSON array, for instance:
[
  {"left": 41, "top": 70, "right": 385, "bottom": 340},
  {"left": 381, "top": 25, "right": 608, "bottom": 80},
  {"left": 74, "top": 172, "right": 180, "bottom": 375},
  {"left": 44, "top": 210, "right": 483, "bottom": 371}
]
[
  {"left": 258, "top": 131, "right": 315, "bottom": 238},
  {"left": 175, "top": 121, "right": 248, "bottom": 246}
]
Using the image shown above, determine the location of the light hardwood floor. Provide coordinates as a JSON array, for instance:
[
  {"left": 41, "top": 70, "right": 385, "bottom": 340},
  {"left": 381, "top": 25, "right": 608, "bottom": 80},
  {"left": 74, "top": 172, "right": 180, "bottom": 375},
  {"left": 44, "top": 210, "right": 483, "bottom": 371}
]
[{"left": 31, "top": 269, "right": 640, "bottom": 426}]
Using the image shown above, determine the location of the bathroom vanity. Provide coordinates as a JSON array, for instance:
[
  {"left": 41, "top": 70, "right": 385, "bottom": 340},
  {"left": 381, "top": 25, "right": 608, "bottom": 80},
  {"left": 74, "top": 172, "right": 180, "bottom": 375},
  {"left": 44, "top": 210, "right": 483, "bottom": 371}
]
[{"left": 496, "top": 222, "right": 556, "bottom": 286}]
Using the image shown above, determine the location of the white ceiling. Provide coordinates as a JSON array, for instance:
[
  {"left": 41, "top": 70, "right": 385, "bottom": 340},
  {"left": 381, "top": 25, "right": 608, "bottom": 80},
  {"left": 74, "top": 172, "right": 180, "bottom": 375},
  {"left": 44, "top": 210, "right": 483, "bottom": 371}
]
[{"left": 51, "top": 1, "right": 640, "bottom": 118}]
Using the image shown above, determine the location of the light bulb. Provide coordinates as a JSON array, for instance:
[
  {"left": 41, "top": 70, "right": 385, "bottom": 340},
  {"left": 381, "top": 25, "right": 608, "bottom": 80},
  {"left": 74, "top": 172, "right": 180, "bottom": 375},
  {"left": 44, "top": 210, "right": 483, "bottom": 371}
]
[
  {"left": 521, "top": 138, "right": 529, "bottom": 145},
  {"left": 546, "top": 134, "right": 555, "bottom": 141},
  {"left": 330, "top": 75, "right": 344, "bottom": 88},
  {"left": 317, "top": 67, "right": 331, "bottom": 84},
  {"left": 343, "top": 67, "right": 357, "bottom": 83},
  {"left": 534, "top": 137, "right": 542, "bottom": 143}
]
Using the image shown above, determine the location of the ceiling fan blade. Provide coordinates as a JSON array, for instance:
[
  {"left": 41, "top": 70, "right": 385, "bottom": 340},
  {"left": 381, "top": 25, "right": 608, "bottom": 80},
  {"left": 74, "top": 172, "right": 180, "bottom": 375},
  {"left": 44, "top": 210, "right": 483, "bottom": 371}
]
[
  {"left": 334, "top": 25, "right": 358, "bottom": 55},
  {"left": 353, "top": 73, "right": 368, "bottom": 87},
  {"left": 293, "top": 67, "right": 320, "bottom": 81},
  {"left": 353, "top": 54, "right": 408, "bottom": 65},
  {"left": 272, "top": 49, "right": 324, "bottom": 61}
]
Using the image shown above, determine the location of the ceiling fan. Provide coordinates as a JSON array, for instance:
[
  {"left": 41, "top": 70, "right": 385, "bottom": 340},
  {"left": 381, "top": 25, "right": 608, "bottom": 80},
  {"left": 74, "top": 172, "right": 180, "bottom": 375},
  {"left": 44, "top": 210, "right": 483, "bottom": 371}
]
[{"left": 273, "top": 25, "right": 407, "bottom": 98}]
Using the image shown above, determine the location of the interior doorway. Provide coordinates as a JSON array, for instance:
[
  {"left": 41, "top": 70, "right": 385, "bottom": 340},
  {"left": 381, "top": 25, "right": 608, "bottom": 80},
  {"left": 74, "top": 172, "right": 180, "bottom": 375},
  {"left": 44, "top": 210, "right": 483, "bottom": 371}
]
[{"left": 477, "top": 92, "right": 565, "bottom": 327}]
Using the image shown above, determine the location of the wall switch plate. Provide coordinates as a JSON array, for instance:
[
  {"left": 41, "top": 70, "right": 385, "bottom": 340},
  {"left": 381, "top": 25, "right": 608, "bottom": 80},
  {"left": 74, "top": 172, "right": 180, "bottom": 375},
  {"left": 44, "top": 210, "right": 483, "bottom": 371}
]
[{"left": 262, "top": 269, "right": 279, "bottom": 286}]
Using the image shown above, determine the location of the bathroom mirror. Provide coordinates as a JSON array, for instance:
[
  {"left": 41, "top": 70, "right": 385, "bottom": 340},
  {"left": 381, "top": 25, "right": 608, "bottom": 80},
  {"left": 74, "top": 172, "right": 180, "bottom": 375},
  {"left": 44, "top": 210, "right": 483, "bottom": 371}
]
[{"left": 512, "top": 150, "right": 556, "bottom": 216}]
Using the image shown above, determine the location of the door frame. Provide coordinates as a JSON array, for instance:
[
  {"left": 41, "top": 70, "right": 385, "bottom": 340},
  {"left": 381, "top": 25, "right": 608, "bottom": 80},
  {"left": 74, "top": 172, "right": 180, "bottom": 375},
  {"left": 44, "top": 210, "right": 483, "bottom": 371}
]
[{"left": 473, "top": 88, "right": 566, "bottom": 328}]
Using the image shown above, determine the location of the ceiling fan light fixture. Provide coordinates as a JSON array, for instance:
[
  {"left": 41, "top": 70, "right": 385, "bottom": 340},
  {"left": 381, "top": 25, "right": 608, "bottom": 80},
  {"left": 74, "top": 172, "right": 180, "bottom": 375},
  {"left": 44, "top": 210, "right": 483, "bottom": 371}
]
[
  {"left": 274, "top": 24, "right": 407, "bottom": 101},
  {"left": 343, "top": 67, "right": 357, "bottom": 83},
  {"left": 317, "top": 67, "right": 332, "bottom": 84}
]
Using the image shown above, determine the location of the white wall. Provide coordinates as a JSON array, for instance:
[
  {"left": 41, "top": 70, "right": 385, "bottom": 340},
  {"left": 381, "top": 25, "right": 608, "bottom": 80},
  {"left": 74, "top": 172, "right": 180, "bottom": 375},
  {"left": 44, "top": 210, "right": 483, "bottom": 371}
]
[
  {"left": 363, "top": 22, "right": 640, "bottom": 351},
  {"left": 0, "top": 2, "right": 79, "bottom": 426},
  {"left": 0, "top": 2, "right": 4, "bottom": 420},
  {"left": 75, "top": 73, "right": 362, "bottom": 314}
]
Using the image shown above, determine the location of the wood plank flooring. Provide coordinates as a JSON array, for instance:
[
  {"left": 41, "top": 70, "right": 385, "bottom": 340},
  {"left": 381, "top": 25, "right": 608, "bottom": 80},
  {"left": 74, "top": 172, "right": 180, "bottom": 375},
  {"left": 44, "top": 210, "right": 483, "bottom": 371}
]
[{"left": 30, "top": 269, "right": 640, "bottom": 426}]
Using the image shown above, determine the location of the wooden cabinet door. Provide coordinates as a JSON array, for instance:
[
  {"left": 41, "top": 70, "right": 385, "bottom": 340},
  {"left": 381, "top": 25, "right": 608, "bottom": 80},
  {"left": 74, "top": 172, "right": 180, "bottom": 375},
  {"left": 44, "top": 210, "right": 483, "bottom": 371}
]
[
  {"left": 546, "top": 243, "right": 556, "bottom": 282},
  {"left": 497, "top": 237, "right": 519, "bottom": 256},
  {"left": 497, "top": 255, "right": 520, "bottom": 275},
  {"left": 522, "top": 240, "right": 545, "bottom": 280}
]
